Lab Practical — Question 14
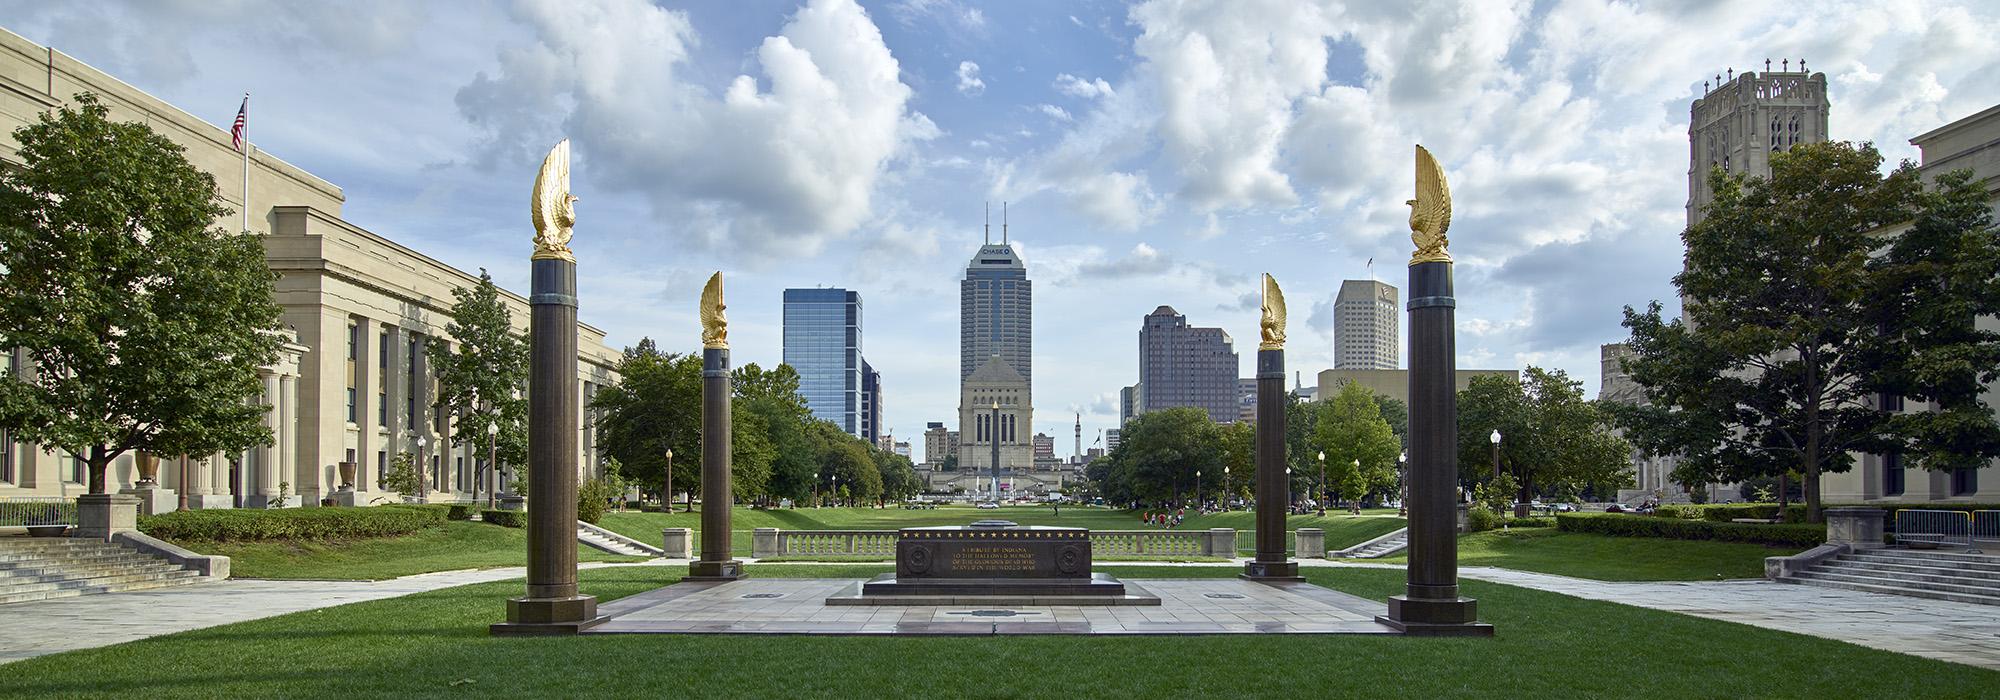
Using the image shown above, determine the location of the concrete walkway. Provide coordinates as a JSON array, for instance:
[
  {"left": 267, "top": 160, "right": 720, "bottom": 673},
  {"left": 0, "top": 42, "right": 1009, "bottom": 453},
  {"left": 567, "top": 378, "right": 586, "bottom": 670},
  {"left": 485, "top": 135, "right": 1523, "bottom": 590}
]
[{"left": 0, "top": 560, "right": 668, "bottom": 665}]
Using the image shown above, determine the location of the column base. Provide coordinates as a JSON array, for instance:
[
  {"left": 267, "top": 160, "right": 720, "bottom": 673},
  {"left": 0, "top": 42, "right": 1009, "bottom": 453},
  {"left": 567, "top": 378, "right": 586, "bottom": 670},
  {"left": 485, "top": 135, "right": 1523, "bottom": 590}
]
[
  {"left": 1238, "top": 559, "right": 1303, "bottom": 581},
  {"left": 73, "top": 493, "right": 140, "bottom": 541},
  {"left": 329, "top": 489, "right": 362, "bottom": 507},
  {"left": 490, "top": 595, "right": 606, "bottom": 636},
  {"left": 1378, "top": 595, "right": 1493, "bottom": 636},
  {"left": 187, "top": 495, "right": 234, "bottom": 509},
  {"left": 119, "top": 486, "right": 179, "bottom": 515},
  {"left": 686, "top": 559, "right": 744, "bottom": 581}
]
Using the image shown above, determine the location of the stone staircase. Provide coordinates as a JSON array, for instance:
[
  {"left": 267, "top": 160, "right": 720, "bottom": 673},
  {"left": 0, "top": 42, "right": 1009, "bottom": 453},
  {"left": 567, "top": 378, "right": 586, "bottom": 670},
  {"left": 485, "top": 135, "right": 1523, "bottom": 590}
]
[
  {"left": 1339, "top": 528, "right": 1408, "bottom": 559},
  {"left": 576, "top": 521, "right": 663, "bottom": 557},
  {"left": 1786, "top": 548, "right": 2000, "bottom": 606},
  {"left": 0, "top": 537, "right": 204, "bottom": 605}
]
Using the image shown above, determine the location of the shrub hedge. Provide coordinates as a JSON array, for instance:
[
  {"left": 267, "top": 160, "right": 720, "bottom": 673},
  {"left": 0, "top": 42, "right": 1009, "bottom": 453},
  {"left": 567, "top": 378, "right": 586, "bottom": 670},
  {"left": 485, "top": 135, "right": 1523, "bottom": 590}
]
[
  {"left": 447, "top": 504, "right": 474, "bottom": 521},
  {"left": 482, "top": 509, "right": 527, "bottom": 528},
  {"left": 1655, "top": 503, "right": 1808, "bottom": 523},
  {"left": 1555, "top": 512, "right": 1823, "bottom": 548},
  {"left": 1504, "top": 517, "right": 1554, "bottom": 528},
  {"left": 139, "top": 504, "right": 448, "bottom": 542}
]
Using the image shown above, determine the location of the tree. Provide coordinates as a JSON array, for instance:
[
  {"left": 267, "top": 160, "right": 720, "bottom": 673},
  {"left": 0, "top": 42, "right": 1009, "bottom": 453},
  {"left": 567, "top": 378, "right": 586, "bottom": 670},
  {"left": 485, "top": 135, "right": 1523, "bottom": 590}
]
[
  {"left": 1312, "top": 382, "right": 1401, "bottom": 506},
  {"left": 1216, "top": 419, "right": 1254, "bottom": 502},
  {"left": 1372, "top": 395, "right": 1409, "bottom": 447},
  {"left": 427, "top": 269, "right": 528, "bottom": 479},
  {"left": 1866, "top": 168, "right": 2000, "bottom": 474},
  {"left": 1460, "top": 368, "right": 1633, "bottom": 509},
  {"left": 1620, "top": 142, "right": 1924, "bottom": 521},
  {"left": 1118, "top": 407, "right": 1220, "bottom": 504},
  {"left": 590, "top": 339, "right": 701, "bottom": 504},
  {"left": 873, "top": 448, "right": 921, "bottom": 501},
  {"left": 0, "top": 93, "right": 284, "bottom": 494}
]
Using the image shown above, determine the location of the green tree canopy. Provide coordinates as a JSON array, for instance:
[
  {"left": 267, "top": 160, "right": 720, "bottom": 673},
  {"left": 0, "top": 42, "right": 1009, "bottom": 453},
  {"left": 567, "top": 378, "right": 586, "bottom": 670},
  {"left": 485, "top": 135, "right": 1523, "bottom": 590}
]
[
  {"left": 428, "top": 269, "right": 528, "bottom": 473},
  {"left": 1617, "top": 141, "right": 1962, "bottom": 521},
  {"left": 590, "top": 339, "right": 701, "bottom": 500},
  {"left": 1312, "top": 382, "right": 1402, "bottom": 504},
  {"left": 1460, "top": 368, "right": 1633, "bottom": 505},
  {"left": 0, "top": 93, "right": 283, "bottom": 493}
]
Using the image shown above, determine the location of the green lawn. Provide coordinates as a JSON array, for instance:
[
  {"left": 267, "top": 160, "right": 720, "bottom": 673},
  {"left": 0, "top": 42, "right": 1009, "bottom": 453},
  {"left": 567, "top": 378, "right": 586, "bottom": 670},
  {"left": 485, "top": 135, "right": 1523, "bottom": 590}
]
[
  {"left": 193, "top": 521, "right": 646, "bottom": 580},
  {"left": 1, "top": 564, "right": 1991, "bottom": 698},
  {"left": 1365, "top": 528, "right": 1800, "bottom": 581},
  {"left": 597, "top": 505, "right": 1405, "bottom": 557}
]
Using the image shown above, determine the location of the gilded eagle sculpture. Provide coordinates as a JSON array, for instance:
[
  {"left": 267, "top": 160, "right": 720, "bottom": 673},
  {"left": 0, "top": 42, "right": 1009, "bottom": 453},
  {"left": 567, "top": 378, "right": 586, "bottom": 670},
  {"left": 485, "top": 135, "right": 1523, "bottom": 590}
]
[
  {"left": 1259, "top": 273, "right": 1286, "bottom": 351},
  {"left": 1407, "top": 144, "right": 1452, "bottom": 265},
  {"left": 531, "top": 139, "right": 577, "bottom": 262},
  {"left": 700, "top": 272, "right": 728, "bottom": 349}
]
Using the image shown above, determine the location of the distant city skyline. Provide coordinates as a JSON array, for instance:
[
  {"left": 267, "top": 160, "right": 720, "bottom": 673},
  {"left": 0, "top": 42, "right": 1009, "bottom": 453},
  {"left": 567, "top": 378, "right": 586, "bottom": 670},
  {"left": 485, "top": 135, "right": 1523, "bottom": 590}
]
[{"left": 11, "top": 2, "right": 1992, "bottom": 457}]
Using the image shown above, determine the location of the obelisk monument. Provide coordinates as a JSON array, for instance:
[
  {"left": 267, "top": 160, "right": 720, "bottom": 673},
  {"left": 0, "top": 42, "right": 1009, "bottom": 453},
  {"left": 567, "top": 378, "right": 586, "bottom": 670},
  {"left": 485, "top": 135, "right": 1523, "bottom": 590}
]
[
  {"left": 688, "top": 272, "right": 743, "bottom": 580},
  {"left": 1241, "top": 274, "right": 1301, "bottom": 581}
]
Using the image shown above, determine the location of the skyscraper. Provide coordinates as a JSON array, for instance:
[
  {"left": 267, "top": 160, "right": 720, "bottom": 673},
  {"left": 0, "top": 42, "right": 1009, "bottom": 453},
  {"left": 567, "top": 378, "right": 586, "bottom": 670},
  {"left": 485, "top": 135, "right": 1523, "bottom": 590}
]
[
  {"left": 1137, "top": 305, "right": 1240, "bottom": 424},
  {"left": 958, "top": 225, "right": 1033, "bottom": 470},
  {"left": 860, "top": 359, "right": 882, "bottom": 443},
  {"left": 783, "top": 288, "right": 864, "bottom": 436},
  {"left": 1334, "top": 280, "right": 1398, "bottom": 369}
]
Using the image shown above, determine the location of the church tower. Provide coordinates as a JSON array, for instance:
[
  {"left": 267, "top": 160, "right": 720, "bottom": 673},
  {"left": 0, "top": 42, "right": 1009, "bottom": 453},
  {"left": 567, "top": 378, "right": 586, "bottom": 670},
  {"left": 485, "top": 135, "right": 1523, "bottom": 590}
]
[{"left": 1686, "top": 59, "right": 1830, "bottom": 227}]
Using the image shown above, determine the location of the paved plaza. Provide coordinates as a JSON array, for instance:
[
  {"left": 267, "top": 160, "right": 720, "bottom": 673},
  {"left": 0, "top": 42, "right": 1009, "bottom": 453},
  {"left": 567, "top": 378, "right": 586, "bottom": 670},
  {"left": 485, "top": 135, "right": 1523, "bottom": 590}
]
[{"left": 588, "top": 577, "right": 1393, "bottom": 635}]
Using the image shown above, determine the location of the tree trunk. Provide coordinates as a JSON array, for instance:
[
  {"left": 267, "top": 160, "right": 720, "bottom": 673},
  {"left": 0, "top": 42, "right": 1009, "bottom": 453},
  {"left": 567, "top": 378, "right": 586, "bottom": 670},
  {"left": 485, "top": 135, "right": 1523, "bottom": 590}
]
[{"left": 87, "top": 445, "right": 110, "bottom": 495}]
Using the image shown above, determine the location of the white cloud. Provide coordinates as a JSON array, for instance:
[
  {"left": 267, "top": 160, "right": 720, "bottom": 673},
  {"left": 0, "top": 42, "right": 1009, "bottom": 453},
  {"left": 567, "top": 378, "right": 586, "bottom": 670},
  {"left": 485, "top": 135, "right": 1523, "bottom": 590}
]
[
  {"left": 455, "top": 0, "right": 928, "bottom": 258},
  {"left": 956, "top": 60, "right": 985, "bottom": 96},
  {"left": 1053, "top": 73, "right": 1114, "bottom": 99},
  {"left": 1037, "top": 104, "right": 1073, "bottom": 122}
]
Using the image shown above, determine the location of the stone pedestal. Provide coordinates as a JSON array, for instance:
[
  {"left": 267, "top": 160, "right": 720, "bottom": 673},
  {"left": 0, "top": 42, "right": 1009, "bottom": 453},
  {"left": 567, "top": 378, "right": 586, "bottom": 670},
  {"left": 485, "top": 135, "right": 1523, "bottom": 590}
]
[
  {"left": 1295, "top": 528, "right": 1326, "bottom": 558},
  {"left": 493, "top": 255, "right": 604, "bottom": 636},
  {"left": 1242, "top": 348, "right": 1301, "bottom": 581},
  {"left": 1825, "top": 507, "right": 1886, "bottom": 550},
  {"left": 1206, "top": 528, "right": 1237, "bottom": 557},
  {"left": 330, "top": 489, "right": 361, "bottom": 507},
  {"left": 751, "top": 527, "right": 780, "bottom": 558},
  {"left": 840, "top": 521, "right": 1157, "bottom": 606},
  {"left": 186, "top": 494, "right": 234, "bottom": 510},
  {"left": 688, "top": 347, "right": 743, "bottom": 581},
  {"left": 662, "top": 528, "right": 694, "bottom": 559},
  {"left": 121, "top": 486, "right": 179, "bottom": 515},
  {"left": 73, "top": 493, "right": 139, "bottom": 541},
  {"left": 1377, "top": 259, "right": 1491, "bottom": 636},
  {"left": 499, "top": 493, "right": 525, "bottom": 511}
]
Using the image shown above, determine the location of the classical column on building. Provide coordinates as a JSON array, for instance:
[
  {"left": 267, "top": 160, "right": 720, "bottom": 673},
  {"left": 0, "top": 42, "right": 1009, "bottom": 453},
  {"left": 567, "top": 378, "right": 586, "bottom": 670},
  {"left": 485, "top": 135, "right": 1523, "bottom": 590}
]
[
  {"left": 494, "top": 139, "right": 603, "bottom": 635},
  {"left": 279, "top": 361, "right": 300, "bottom": 501},
  {"left": 248, "top": 371, "right": 282, "bottom": 508},
  {"left": 1377, "top": 145, "right": 1491, "bottom": 636}
]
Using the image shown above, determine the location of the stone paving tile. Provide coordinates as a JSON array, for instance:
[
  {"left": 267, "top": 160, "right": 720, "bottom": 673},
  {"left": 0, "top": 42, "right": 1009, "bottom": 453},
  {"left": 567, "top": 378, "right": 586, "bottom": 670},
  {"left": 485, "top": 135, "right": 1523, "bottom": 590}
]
[{"left": 587, "top": 578, "right": 1388, "bottom": 636}]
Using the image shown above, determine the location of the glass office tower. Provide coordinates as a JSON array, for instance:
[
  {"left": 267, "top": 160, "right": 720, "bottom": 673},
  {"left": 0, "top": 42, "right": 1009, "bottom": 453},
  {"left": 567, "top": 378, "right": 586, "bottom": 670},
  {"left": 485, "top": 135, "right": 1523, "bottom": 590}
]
[{"left": 783, "top": 288, "right": 863, "bottom": 436}]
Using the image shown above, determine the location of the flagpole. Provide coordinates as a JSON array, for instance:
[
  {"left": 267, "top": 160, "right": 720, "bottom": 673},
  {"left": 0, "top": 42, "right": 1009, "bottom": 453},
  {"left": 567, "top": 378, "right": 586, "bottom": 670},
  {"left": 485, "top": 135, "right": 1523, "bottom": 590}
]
[{"left": 241, "top": 92, "right": 250, "bottom": 233}]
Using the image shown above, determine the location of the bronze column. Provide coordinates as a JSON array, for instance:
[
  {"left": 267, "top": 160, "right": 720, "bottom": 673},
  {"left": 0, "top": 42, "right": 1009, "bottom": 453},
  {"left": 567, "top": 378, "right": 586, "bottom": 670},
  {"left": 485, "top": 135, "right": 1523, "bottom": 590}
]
[
  {"left": 1241, "top": 346, "right": 1300, "bottom": 580},
  {"left": 688, "top": 346, "right": 742, "bottom": 579},
  {"left": 493, "top": 255, "right": 603, "bottom": 635},
  {"left": 1378, "top": 259, "right": 1490, "bottom": 635}
]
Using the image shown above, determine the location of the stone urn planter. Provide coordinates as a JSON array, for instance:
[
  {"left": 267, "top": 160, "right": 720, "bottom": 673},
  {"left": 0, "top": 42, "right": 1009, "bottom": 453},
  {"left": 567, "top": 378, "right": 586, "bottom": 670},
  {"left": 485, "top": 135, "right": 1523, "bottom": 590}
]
[
  {"left": 338, "top": 461, "right": 357, "bottom": 490},
  {"left": 135, "top": 453, "right": 160, "bottom": 485}
]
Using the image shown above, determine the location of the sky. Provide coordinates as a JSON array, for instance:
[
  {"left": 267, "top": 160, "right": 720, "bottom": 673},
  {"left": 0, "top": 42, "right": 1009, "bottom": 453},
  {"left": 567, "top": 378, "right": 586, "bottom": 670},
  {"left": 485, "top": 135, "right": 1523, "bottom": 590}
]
[{"left": 5, "top": 0, "right": 1998, "bottom": 460}]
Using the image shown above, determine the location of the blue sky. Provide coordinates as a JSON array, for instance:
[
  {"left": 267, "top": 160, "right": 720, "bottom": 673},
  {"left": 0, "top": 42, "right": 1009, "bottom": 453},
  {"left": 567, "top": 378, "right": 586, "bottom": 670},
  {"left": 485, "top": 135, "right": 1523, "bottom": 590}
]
[{"left": 6, "top": 0, "right": 1999, "bottom": 458}]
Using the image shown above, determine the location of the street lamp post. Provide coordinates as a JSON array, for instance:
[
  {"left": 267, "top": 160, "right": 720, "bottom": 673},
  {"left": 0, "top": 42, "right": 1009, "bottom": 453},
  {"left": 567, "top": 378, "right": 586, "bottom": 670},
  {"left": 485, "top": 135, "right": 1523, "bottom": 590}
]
[
  {"left": 486, "top": 421, "right": 499, "bottom": 510},
  {"left": 1489, "top": 429, "right": 1501, "bottom": 480},
  {"left": 663, "top": 448, "right": 673, "bottom": 514},
  {"left": 1351, "top": 460, "right": 1361, "bottom": 515},
  {"left": 1195, "top": 470, "right": 1202, "bottom": 512},
  {"left": 1317, "top": 451, "right": 1327, "bottom": 517},
  {"left": 416, "top": 434, "right": 429, "bottom": 501},
  {"left": 1222, "top": 465, "right": 1230, "bottom": 510},
  {"left": 831, "top": 475, "right": 839, "bottom": 508}
]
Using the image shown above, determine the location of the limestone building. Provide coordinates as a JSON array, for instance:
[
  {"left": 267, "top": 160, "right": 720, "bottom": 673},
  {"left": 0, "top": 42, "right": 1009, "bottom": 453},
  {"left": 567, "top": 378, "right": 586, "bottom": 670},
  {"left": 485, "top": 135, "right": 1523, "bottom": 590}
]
[
  {"left": 1315, "top": 368, "right": 1518, "bottom": 407},
  {"left": 1686, "top": 61, "right": 1829, "bottom": 228},
  {"left": 0, "top": 28, "right": 619, "bottom": 509},
  {"left": 1598, "top": 344, "right": 1695, "bottom": 503},
  {"left": 1822, "top": 103, "right": 2000, "bottom": 503},
  {"left": 1333, "top": 280, "right": 1399, "bottom": 369},
  {"left": 958, "top": 355, "right": 1033, "bottom": 473}
]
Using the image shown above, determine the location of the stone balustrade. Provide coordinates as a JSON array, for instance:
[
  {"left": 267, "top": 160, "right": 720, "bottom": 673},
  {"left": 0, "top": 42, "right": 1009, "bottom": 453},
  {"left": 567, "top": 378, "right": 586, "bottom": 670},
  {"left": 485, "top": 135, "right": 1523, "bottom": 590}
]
[{"left": 750, "top": 527, "right": 1241, "bottom": 559}]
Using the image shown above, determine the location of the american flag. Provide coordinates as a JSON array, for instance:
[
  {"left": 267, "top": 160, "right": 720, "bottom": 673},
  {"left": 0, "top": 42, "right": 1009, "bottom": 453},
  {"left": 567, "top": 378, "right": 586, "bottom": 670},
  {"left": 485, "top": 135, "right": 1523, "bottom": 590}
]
[{"left": 229, "top": 96, "right": 247, "bottom": 152}]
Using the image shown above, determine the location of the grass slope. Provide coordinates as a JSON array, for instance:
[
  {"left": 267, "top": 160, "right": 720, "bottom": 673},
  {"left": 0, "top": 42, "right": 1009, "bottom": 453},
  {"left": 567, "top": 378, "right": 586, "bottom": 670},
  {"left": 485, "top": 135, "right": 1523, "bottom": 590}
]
[
  {"left": 196, "top": 521, "right": 646, "bottom": 580},
  {"left": 1366, "top": 528, "right": 1801, "bottom": 581},
  {"left": 0, "top": 564, "right": 1990, "bottom": 698},
  {"left": 597, "top": 505, "right": 1406, "bottom": 557}
]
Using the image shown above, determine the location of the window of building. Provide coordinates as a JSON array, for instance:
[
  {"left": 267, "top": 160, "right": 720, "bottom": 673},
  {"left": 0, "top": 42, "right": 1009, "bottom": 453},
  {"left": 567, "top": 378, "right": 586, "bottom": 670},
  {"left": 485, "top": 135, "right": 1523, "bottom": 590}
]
[
  {"left": 376, "top": 450, "right": 387, "bottom": 489},
  {"left": 379, "top": 332, "right": 390, "bottom": 426},
  {"left": 1952, "top": 467, "right": 1978, "bottom": 497},
  {"left": 70, "top": 453, "right": 85, "bottom": 484},
  {"left": 406, "top": 337, "right": 419, "bottom": 430},
  {"left": 1882, "top": 452, "right": 1904, "bottom": 497}
]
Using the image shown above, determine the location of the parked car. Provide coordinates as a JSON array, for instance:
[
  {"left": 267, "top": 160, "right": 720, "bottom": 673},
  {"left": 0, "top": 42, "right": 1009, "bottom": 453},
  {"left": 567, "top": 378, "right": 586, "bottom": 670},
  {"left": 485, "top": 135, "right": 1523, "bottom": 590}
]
[{"left": 976, "top": 502, "right": 999, "bottom": 510}]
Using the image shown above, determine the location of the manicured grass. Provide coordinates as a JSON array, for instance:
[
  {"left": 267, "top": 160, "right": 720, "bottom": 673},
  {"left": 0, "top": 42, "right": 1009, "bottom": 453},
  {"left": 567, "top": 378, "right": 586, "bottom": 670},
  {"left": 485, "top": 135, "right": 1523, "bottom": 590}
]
[
  {"left": 597, "top": 505, "right": 1406, "bottom": 556},
  {"left": 193, "top": 520, "right": 646, "bottom": 580},
  {"left": 1365, "top": 528, "right": 1801, "bottom": 581},
  {"left": 1, "top": 564, "right": 1992, "bottom": 697}
]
